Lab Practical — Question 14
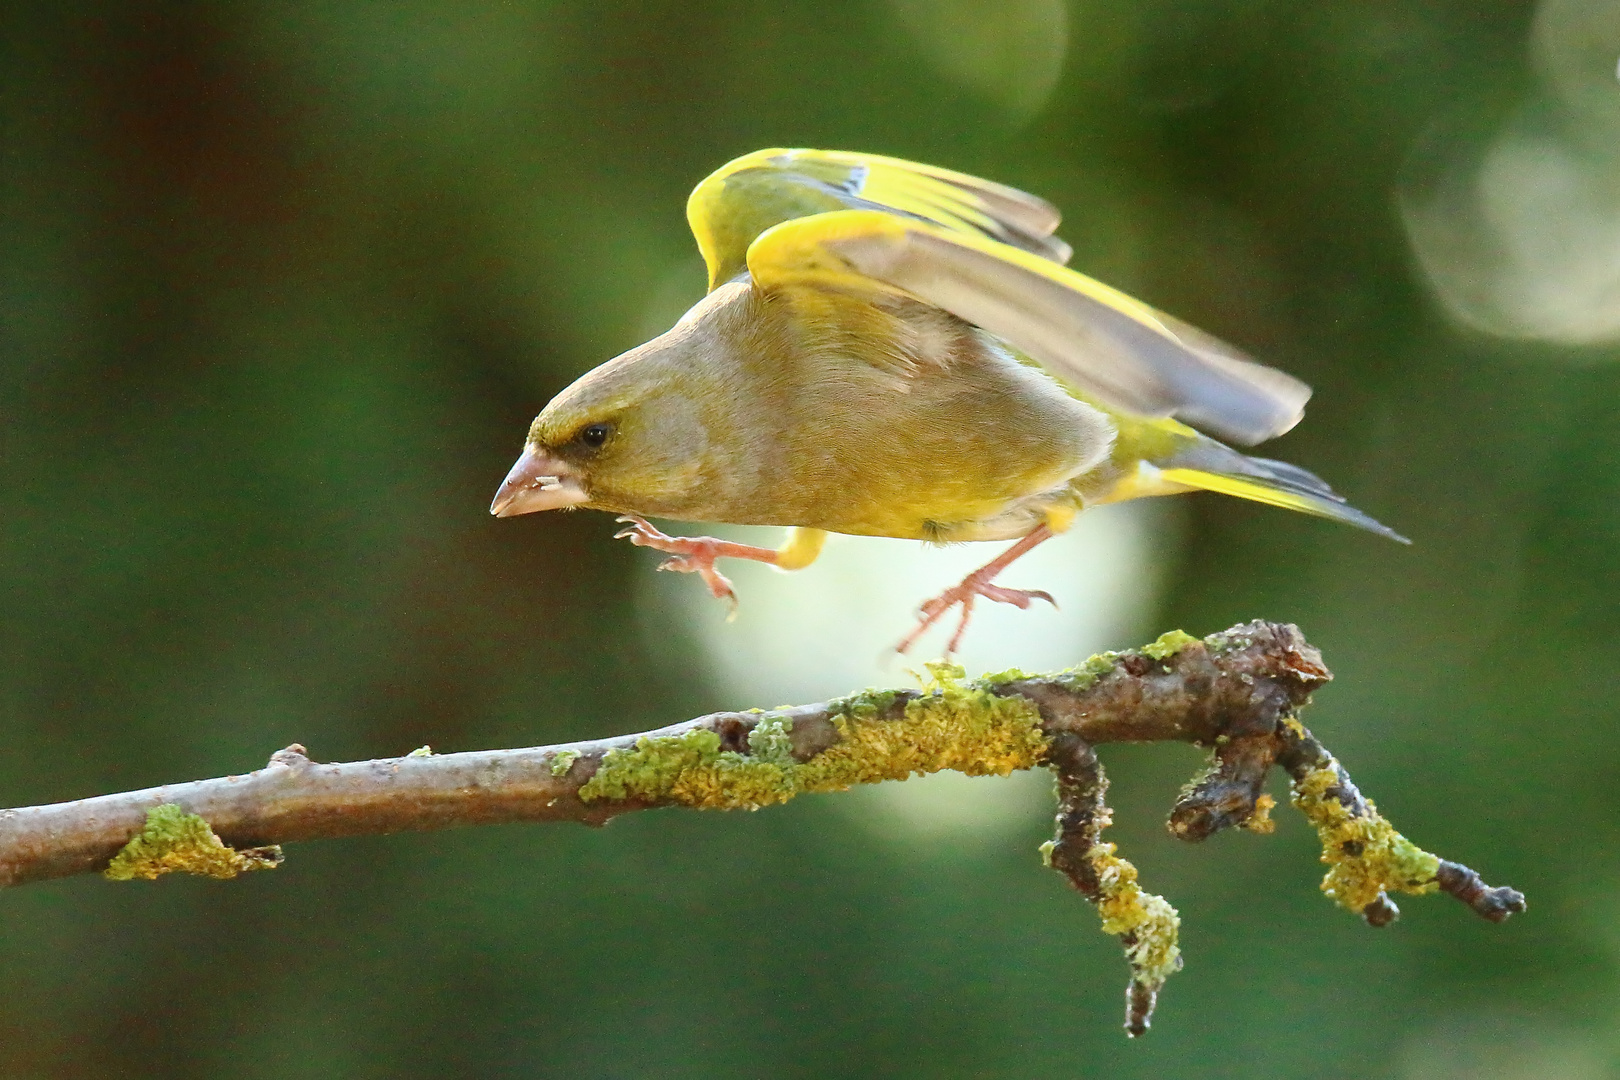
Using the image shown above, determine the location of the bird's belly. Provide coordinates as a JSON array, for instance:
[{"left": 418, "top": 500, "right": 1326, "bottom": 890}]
[
  {"left": 766, "top": 464, "right": 1081, "bottom": 543},
  {"left": 922, "top": 491, "right": 1076, "bottom": 542},
  {"left": 765, "top": 395, "right": 1106, "bottom": 542}
]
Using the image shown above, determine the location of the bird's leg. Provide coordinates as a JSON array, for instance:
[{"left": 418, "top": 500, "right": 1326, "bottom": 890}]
[
  {"left": 613, "top": 517, "right": 825, "bottom": 617},
  {"left": 896, "top": 525, "right": 1058, "bottom": 656}
]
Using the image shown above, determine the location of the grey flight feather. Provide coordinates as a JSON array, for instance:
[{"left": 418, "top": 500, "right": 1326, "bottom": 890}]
[{"left": 829, "top": 225, "right": 1310, "bottom": 446}]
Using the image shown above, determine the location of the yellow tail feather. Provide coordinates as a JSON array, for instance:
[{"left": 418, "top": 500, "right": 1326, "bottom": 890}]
[{"left": 1156, "top": 467, "right": 1409, "bottom": 542}]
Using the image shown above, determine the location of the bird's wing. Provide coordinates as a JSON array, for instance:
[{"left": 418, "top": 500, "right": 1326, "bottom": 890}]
[
  {"left": 687, "top": 148, "right": 1071, "bottom": 290},
  {"left": 745, "top": 208, "right": 1309, "bottom": 446}
]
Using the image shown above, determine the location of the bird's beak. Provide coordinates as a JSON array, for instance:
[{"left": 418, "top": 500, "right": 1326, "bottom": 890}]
[{"left": 489, "top": 445, "right": 589, "bottom": 517}]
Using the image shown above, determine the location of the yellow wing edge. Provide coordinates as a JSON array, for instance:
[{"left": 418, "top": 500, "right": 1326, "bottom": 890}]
[
  {"left": 688, "top": 149, "right": 1067, "bottom": 292},
  {"left": 746, "top": 208, "right": 1181, "bottom": 349}
]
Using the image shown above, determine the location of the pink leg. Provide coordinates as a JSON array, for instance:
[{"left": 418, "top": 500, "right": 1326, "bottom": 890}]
[
  {"left": 613, "top": 516, "right": 781, "bottom": 614},
  {"left": 896, "top": 525, "right": 1058, "bottom": 656}
]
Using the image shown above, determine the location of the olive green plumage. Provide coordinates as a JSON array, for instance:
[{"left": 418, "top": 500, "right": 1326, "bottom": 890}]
[{"left": 492, "top": 148, "right": 1406, "bottom": 558}]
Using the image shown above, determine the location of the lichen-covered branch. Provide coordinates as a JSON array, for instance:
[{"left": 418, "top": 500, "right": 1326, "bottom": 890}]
[
  {"left": 1041, "top": 733, "right": 1181, "bottom": 1036},
  {"left": 0, "top": 621, "right": 1524, "bottom": 1035}
]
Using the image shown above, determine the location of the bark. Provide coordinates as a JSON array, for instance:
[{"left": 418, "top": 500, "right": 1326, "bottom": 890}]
[{"left": 0, "top": 621, "right": 1524, "bottom": 1035}]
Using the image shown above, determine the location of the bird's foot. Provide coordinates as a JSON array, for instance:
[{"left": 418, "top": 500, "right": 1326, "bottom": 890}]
[
  {"left": 895, "top": 525, "right": 1059, "bottom": 656},
  {"left": 614, "top": 516, "right": 780, "bottom": 617},
  {"left": 896, "top": 574, "right": 1055, "bottom": 657}
]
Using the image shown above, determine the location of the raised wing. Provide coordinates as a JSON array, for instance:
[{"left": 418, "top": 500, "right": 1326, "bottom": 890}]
[
  {"left": 746, "top": 209, "right": 1309, "bottom": 446},
  {"left": 687, "top": 148, "right": 1071, "bottom": 290}
]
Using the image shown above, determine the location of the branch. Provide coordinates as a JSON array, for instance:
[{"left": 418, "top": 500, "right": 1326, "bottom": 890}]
[{"left": 0, "top": 621, "right": 1523, "bottom": 1035}]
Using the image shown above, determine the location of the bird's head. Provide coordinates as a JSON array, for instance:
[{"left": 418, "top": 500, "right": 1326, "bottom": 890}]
[{"left": 490, "top": 285, "right": 758, "bottom": 519}]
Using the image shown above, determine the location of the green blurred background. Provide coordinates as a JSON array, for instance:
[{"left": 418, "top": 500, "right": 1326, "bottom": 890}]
[{"left": 3, "top": 1, "right": 1618, "bottom": 1076}]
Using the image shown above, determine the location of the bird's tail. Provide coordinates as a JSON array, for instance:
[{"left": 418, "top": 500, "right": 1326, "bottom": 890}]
[{"left": 1151, "top": 438, "right": 1409, "bottom": 543}]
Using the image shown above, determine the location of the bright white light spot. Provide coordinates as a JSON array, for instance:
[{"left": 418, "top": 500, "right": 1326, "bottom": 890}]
[
  {"left": 1400, "top": 0, "right": 1620, "bottom": 350},
  {"left": 840, "top": 768, "right": 1055, "bottom": 844},
  {"left": 638, "top": 502, "right": 1171, "bottom": 709},
  {"left": 1401, "top": 108, "right": 1620, "bottom": 347},
  {"left": 636, "top": 502, "right": 1173, "bottom": 839}
]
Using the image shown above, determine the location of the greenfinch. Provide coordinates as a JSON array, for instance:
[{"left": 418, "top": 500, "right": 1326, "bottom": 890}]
[{"left": 491, "top": 149, "right": 1405, "bottom": 652}]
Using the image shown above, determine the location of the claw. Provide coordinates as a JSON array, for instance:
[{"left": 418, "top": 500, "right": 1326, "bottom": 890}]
[
  {"left": 900, "top": 581, "right": 1057, "bottom": 656},
  {"left": 609, "top": 516, "right": 769, "bottom": 616},
  {"left": 896, "top": 525, "right": 1059, "bottom": 656},
  {"left": 979, "top": 585, "right": 1056, "bottom": 610},
  {"left": 614, "top": 515, "right": 659, "bottom": 545}
]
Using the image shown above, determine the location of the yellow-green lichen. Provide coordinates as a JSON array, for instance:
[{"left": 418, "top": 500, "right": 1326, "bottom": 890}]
[
  {"left": 103, "top": 804, "right": 282, "bottom": 882},
  {"left": 1042, "top": 631, "right": 1201, "bottom": 694},
  {"left": 800, "top": 669, "right": 1048, "bottom": 790},
  {"left": 1087, "top": 842, "right": 1182, "bottom": 989},
  {"left": 550, "top": 749, "right": 581, "bottom": 777},
  {"left": 746, "top": 715, "right": 796, "bottom": 764},
  {"left": 577, "top": 666, "right": 1049, "bottom": 811},
  {"left": 836, "top": 686, "right": 902, "bottom": 722},
  {"left": 1290, "top": 762, "right": 1440, "bottom": 913},
  {"left": 1141, "top": 629, "right": 1200, "bottom": 661},
  {"left": 575, "top": 728, "right": 769, "bottom": 806},
  {"left": 920, "top": 659, "right": 965, "bottom": 689},
  {"left": 1241, "top": 793, "right": 1277, "bottom": 834},
  {"left": 1053, "top": 651, "right": 1123, "bottom": 694},
  {"left": 406, "top": 745, "right": 433, "bottom": 758}
]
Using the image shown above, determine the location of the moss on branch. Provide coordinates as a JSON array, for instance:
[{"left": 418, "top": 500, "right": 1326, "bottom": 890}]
[
  {"left": 1, "top": 621, "right": 1524, "bottom": 1037},
  {"left": 577, "top": 660, "right": 1049, "bottom": 808},
  {"left": 103, "top": 804, "right": 282, "bottom": 882},
  {"left": 1291, "top": 758, "right": 1441, "bottom": 915}
]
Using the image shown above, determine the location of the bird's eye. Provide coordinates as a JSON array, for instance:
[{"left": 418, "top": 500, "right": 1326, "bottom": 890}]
[{"left": 579, "top": 423, "right": 612, "bottom": 449}]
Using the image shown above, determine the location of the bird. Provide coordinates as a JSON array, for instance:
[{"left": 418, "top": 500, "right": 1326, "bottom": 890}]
[{"left": 490, "top": 148, "right": 1406, "bottom": 654}]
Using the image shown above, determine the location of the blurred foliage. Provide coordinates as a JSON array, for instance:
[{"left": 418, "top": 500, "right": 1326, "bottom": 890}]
[{"left": 2, "top": 0, "right": 1617, "bottom": 1076}]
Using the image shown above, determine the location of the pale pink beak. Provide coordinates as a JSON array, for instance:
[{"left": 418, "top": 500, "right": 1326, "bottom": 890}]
[{"left": 489, "top": 445, "right": 590, "bottom": 517}]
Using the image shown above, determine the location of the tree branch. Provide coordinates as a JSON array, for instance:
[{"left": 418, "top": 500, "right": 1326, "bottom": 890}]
[{"left": 0, "top": 621, "right": 1524, "bottom": 1035}]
